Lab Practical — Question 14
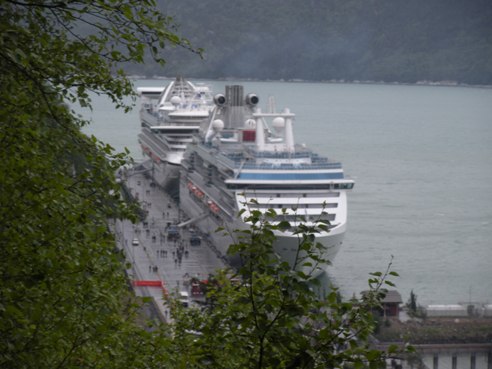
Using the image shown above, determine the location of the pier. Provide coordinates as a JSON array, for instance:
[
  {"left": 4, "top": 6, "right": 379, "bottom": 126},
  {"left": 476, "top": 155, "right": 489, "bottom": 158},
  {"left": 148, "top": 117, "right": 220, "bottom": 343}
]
[{"left": 114, "top": 165, "right": 227, "bottom": 321}]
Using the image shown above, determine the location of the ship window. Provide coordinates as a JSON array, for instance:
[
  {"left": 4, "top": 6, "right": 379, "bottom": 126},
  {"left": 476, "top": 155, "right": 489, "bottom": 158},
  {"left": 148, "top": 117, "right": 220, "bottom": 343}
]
[
  {"left": 320, "top": 214, "right": 335, "bottom": 222},
  {"left": 276, "top": 194, "right": 280, "bottom": 198},
  {"left": 334, "top": 183, "right": 354, "bottom": 190},
  {"left": 273, "top": 213, "right": 335, "bottom": 223},
  {"left": 221, "top": 131, "right": 235, "bottom": 139},
  {"left": 249, "top": 203, "right": 337, "bottom": 210}
]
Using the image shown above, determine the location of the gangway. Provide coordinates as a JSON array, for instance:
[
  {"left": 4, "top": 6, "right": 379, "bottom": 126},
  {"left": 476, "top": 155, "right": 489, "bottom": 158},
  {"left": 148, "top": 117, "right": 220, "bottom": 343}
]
[{"left": 177, "top": 212, "right": 208, "bottom": 228}]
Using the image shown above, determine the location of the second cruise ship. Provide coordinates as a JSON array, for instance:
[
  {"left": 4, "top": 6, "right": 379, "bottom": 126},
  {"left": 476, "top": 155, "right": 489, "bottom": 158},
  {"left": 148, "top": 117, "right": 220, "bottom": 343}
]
[{"left": 137, "top": 76, "right": 213, "bottom": 196}]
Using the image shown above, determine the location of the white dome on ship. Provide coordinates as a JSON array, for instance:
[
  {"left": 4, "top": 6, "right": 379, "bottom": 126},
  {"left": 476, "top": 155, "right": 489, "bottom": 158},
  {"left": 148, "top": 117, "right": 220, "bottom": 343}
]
[
  {"left": 272, "top": 117, "right": 285, "bottom": 129},
  {"left": 212, "top": 119, "right": 224, "bottom": 131},
  {"left": 245, "top": 119, "right": 256, "bottom": 128},
  {"left": 170, "top": 96, "right": 181, "bottom": 105}
]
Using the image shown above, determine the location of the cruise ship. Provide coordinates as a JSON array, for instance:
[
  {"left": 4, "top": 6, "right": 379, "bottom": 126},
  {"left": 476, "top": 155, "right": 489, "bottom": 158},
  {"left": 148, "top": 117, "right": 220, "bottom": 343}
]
[
  {"left": 179, "top": 85, "right": 354, "bottom": 276},
  {"left": 137, "top": 77, "right": 213, "bottom": 196}
]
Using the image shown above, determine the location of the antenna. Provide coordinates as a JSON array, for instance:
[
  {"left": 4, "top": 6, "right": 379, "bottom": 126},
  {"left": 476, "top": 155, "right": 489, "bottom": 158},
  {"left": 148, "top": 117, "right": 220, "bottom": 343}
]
[{"left": 267, "top": 95, "right": 276, "bottom": 113}]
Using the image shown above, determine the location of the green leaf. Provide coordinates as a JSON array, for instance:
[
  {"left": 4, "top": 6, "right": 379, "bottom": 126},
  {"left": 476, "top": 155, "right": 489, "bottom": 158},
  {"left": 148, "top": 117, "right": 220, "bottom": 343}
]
[{"left": 388, "top": 343, "right": 400, "bottom": 354}]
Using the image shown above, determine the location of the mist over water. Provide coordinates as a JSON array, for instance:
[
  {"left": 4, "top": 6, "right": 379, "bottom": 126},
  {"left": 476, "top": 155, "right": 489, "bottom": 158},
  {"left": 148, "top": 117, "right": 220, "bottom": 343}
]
[{"left": 82, "top": 79, "right": 492, "bottom": 306}]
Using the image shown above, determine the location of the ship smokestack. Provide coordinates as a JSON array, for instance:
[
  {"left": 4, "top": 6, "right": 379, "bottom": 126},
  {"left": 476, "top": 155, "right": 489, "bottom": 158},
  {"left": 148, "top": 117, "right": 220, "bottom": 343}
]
[
  {"left": 226, "top": 85, "right": 244, "bottom": 106},
  {"left": 225, "top": 85, "right": 244, "bottom": 129}
]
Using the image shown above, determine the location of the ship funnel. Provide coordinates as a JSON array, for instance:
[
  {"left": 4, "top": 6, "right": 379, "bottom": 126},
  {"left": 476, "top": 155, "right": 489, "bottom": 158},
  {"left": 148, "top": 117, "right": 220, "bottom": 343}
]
[
  {"left": 214, "top": 94, "right": 226, "bottom": 106},
  {"left": 226, "top": 85, "right": 244, "bottom": 106},
  {"left": 245, "top": 93, "right": 259, "bottom": 106},
  {"left": 224, "top": 85, "right": 245, "bottom": 129}
]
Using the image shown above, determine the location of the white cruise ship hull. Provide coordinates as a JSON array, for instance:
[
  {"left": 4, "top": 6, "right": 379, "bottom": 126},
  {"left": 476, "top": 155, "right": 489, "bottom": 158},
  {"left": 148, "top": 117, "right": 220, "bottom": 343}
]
[
  {"left": 179, "top": 181, "right": 345, "bottom": 278},
  {"left": 176, "top": 84, "right": 354, "bottom": 277}
]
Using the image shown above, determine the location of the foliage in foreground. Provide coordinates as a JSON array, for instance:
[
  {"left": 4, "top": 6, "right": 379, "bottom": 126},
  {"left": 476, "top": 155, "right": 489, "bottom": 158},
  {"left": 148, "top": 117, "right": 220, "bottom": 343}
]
[
  {"left": 169, "top": 208, "right": 404, "bottom": 368},
  {"left": 0, "top": 1, "right": 195, "bottom": 368}
]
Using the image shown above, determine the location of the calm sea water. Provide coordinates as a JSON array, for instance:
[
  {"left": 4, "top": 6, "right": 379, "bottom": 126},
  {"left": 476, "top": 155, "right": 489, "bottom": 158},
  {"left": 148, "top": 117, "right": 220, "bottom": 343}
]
[{"left": 82, "top": 79, "right": 492, "bottom": 306}]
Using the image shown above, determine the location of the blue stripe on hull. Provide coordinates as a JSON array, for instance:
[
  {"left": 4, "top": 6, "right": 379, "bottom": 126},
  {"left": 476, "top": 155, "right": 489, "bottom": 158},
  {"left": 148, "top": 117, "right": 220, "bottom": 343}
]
[{"left": 238, "top": 172, "right": 344, "bottom": 180}]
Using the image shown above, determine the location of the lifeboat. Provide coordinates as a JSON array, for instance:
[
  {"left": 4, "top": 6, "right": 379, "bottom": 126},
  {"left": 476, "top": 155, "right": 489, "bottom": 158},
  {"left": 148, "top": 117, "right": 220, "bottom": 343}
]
[
  {"left": 208, "top": 201, "right": 220, "bottom": 214},
  {"left": 187, "top": 181, "right": 206, "bottom": 200},
  {"left": 192, "top": 187, "right": 204, "bottom": 199}
]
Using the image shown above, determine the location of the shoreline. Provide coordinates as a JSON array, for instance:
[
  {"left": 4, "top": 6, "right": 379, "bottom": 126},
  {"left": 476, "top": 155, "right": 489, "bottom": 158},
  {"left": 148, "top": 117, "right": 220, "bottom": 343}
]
[{"left": 128, "top": 75, "right": 492, "bottom": 89}]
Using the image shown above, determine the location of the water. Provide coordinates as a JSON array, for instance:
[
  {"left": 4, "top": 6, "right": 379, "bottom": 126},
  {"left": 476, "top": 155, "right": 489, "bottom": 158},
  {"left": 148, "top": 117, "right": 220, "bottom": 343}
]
[{"left": 82, "top": 79, "right": 492, "bottom": 306}]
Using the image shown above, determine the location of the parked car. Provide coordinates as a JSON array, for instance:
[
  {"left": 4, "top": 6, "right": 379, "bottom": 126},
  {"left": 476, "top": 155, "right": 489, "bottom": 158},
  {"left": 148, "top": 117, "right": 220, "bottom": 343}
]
[
  {"left": 179, "top": 291, "right": 190, "bottom": 308},
  {"left": 190, "top": 235, "right": 201, "bottom": 246},
  {"left": 167, "top": 225, "right": 180, "bottom": 241}
]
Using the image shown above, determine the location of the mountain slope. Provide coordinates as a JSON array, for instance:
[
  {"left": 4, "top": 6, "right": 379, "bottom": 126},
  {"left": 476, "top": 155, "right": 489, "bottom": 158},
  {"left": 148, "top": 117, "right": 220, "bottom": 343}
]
[{"left": 129, "top": 0, "right": 492, "bottom": 84}]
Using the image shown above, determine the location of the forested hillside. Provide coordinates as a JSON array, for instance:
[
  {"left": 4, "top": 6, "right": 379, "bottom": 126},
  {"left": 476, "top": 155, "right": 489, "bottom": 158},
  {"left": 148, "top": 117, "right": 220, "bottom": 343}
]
[{"left": 128, "top": 0, "right": 492, "bottom": 85}]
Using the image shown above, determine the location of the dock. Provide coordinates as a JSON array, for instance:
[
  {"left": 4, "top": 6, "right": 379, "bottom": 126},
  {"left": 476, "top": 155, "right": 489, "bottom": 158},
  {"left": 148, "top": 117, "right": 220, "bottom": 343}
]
[{"left": 114, "top": 165, "right": 228, "bottom": 321}]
